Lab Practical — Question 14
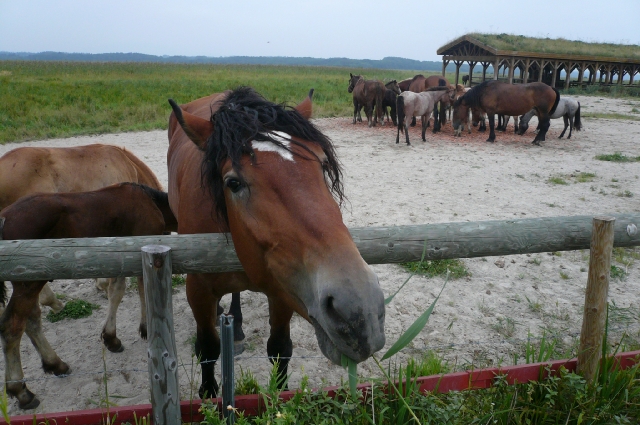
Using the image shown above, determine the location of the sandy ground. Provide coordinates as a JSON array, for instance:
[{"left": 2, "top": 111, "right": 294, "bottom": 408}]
[{"left": 1, "top": 95, "right": 640, "bottom": 415}]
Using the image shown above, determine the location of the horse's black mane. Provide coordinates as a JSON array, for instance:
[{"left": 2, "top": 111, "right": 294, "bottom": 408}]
[
  {"left": 455, "top": 80, "right": 496, "bottom": 108},
  {"left": 203, "top": 86, "right": 344, "bottom": 226}
]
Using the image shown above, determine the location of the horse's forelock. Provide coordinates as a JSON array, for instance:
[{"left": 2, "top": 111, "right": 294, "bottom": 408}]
[{"left": 202, "top": 87, "right": 344, "bottom": 226}]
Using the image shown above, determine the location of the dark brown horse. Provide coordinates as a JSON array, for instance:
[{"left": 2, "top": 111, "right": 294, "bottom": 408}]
[
  {"left": 0, "top": 144, "right": 164, "bottom": 313},
  {"left": 0, "top": 183, "right": 177, "bottom": 409},
  {"left": 348, "top": 73, "right": 385, "bottom": 127},
  {"left": 452, "top": 80, "right": 560, "bottom": 145},
  {"left": 381, "top": 80, "right": 401, "bottom": 126},
  {"left": 167, "top": 87, "right": 385, "bottom": 399}
]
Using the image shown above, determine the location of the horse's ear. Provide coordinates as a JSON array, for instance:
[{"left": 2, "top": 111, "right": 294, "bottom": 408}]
[
  {"left": 294, "top": 88, "right": 314, "bottom": 120},
  {"left": 350, "top": 73, "right": 353, "bottom": 78},
  {"left": 168, "top": 99, "right": 214, "bottom": 150}
]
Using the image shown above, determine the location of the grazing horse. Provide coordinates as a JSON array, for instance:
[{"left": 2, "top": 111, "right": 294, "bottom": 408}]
[
  {"left": 396, "top": 87, "right": 455, "bottom": 145},
  {"left": 167, "top": 87, "right": 385, "bottom": 399},
  {"left": 407, "top": 74, "right": 450, "bottom": 131},
  {"left": 518, "top": 97, "right": 582, "bottom": 139},
  {"left": 381, "top": 80, "right": 401, "bottom": 126},
  {"left": 452, "top": 80, "right": 560, "bottom": 145},
  {"left": 348, "top": 73, "right": 385, "bottom": 127},
  {"left": 0, "top": 183, "right": 177, "bottom": 409},
  {"left": 0, "top": 144, "right": 164, "bottom": 314}
]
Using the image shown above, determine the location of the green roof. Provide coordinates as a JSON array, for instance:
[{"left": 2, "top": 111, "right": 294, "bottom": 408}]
[{"left": 467, "top": 33, "right": 640, "bottom": 61}]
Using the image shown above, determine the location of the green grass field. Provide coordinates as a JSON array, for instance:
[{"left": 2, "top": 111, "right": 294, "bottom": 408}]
[{"left": 0, "top": 61, "right": 429, "bottom": 143}]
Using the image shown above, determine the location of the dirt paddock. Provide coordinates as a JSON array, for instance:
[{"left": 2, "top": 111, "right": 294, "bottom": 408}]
[{"left": 1, "top": 95, "right": 640, "bottom": 414}]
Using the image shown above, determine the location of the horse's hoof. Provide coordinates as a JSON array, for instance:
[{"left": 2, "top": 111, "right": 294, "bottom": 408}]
[
  {"left": 43, "top": 360, "right": 70, "bottom": 376},
  {"left": 532, "top": 140, "right": 541, "bottom": 146},
  {"left": 16, "top": 389, "right": 40, "bottom": 410},
  {"left": 139, "top": 324, "right": 148, "bottom": 340},
  {"left": 486, "top": 139, "right": 495, "bottom": 143},
  {"left": 234, "top": 341, "right": 245, "bottom": 356},
  {"left": 103, "top": 334, "right": 124, "bottom": 353}
]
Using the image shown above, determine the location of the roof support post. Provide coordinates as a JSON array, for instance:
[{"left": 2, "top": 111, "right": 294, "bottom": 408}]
[
  {"left": 507, "top": 58, "right": 515, "bottom": 84},
  {"left": 493, "top": 58, "right": 499, "bottom": 80},
  {"left": 441, "top": 59, "right": 450, "bottom": 77},
  {"left": 468, "top": 61, "right": 477, "bottom": 85},
  {"left": 523, "top": 58, "right": 530, "bottom": 84},
  {"left": 454, "top": 60, "right": 463, "bottom": 86},
  {"left": 551, "top": 61, "right": 558, "bottom": 88},
  {"left": 481, "top": 61, "right": 490, "bottom": 82}
]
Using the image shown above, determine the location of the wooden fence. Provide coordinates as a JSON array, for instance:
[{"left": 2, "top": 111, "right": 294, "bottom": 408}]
[
  {"left": 2, "top": 213, "right": 639, "bottom": 281},
  {"left": 1, "top": 213, "right": 640, "bottom": 424}
]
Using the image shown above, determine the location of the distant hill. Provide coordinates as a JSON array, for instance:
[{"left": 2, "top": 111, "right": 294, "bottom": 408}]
[{"left": 0, "top": 51, "right": 470, "bottom": 72}]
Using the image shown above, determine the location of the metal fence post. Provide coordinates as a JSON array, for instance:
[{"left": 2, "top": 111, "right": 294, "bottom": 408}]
[
  {"left": 142, "top": 245, "right": 181, "bottom": 425},
  {"left": 220, "top": 314, "right": 236, "bottom": 424}
]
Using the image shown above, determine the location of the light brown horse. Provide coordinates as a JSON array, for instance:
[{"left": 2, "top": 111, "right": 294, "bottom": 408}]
[
  {"left": 0, "top": 144, "right": 164, "bottom": 313},
  {"left": 167, "top": 87, "right": 385, "bottom": 399},
  {"left": 452, "top": 80, "right": 560, "bottom": 145},
  {"left": 348, "top": 73, "right": 385, "bottom": 127},
  {"left": 0, "top": 183, "right": 177, "bottom": 409},
  {"left": 407, "top": 75, "right": 451, "bottom": 131}
]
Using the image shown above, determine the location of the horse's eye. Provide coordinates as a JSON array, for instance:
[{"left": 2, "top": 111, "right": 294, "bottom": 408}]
[{"left": 226, "top": 178, "right": 243, "bottom": 193}]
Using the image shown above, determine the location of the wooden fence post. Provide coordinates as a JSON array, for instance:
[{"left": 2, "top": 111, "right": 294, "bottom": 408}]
[
  {"left": 577, "top": 217, "right": 615, "bottom": 383},
  {"left": 142, "top": 245, "right": 181, "bottom": 425}
]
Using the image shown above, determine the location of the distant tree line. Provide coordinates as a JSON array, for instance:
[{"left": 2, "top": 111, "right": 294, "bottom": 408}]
[{"left": 0, "top": 51, "right": 471, "bottom": 72}]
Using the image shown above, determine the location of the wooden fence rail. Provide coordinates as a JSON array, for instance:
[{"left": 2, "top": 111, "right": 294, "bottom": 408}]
[{"left": 1, "top": 213, "right": 639, "bottom": 281}]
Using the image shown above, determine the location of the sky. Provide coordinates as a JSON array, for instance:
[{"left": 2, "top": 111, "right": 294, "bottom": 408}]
[{"left": 1, "top": 0, "right": 639, "bottom": 62}]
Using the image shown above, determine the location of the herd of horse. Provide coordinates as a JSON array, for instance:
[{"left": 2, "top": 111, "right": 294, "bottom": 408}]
[
  {"left": 0, "top": 88, "right": 385, "bottom": 409},
  {"left": 0, "top": 73, "right": 585, "bottom": 411},
  {"left": 348, "top": 74, "right": 583, "bottom": 146}
]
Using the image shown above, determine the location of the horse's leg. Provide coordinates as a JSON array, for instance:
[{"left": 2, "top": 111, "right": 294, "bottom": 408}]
[
  {"left": 421, "top": 114, "right": 428, "bottom": 141},
  {"left": 136, "top": 276, "right": 147, "bottom": 339},
  {"left": 567, "top": 114, "right": 574, "bottom": 139},
  {"left": 559, "top": 115, "right": 569, "bottom": 138},
  {"left": 352, "top": 100, "right": 358, "bottom": 124},
  {"left": 404, "top": 119, "right": 410, "bottom": 145},
  {"left": 266, "top": 297, "right": 293, "bottom": 389},
  {"left": 533, "top": 117, "right": 551, "bottom": 145},
  {"left": 410, "top": 116, "right": 416, "bottom": 127},
  {"left": 100, "top": 277, "right": 126, "bottom": 352},
  {"left": 1, "top": 281, "right": 69, "bottom": 409},
  {"left": 364, "top": 104, "right": 374, "bottom": 128},
  {"left": 227, "top": 292, "right": 245, "bottom": 355},
  {"left": 432, "top": 104, "right": 440, "bottom": 133},
  {"left": 487, "top": 114, "right": 496, "bottom": 142},
  {"left": 38, "top": 283, "right": 65, "bottom": 314},
  {"left": 186, "top": 273, "right": 220, "bottom": 398},
  {"left": 514, "top": 116, "right": 519, "bottom": 134}
]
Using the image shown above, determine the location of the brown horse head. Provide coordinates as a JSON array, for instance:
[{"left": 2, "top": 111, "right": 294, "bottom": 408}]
[
  {"left": 385, "top": 80, "right": 401, "bottom": 95},
  {"left": 348, "top": 73, "right": 363, "bottom": 93},
  {"left": 168, "top": 87, "right": 385, "bottom": 364}
]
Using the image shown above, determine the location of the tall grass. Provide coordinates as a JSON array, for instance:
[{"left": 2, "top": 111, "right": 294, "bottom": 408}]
[{"left": 0, "top": 61, "right": 430, "bottom": 143}]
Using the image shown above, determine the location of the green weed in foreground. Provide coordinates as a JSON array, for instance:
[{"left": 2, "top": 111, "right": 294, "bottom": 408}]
[
  {"left": 200, "top": 361, "right": 640, "bottom": 424},
  {"left": 46, "top": 299, "right": 100, "bottom": 322},
  {"left": 595, "top": 152, "right": 640, "bottom": 162},
  {"left": 400, "top": 259, "right": 470, "bottom": 279}
]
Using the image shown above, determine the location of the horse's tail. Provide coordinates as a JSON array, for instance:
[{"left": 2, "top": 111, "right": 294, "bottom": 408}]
[
  {"left": 574, "top": 102, "right": 582, "bottom": 131},
  {"left": 549, "top": 88, "right": 561, "bottom": 115},
  {"left": 396, "top": 95, "right": 405, "bottom": 134}
]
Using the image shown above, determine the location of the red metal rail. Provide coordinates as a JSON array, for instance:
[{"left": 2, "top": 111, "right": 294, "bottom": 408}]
[{"left": 5, "top": 350, "right": 639, "bottom": 425}]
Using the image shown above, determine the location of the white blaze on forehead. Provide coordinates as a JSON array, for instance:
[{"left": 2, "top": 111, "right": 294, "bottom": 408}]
[{"left": 253, "top": 131, "right": 294, "bottom": 161}]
